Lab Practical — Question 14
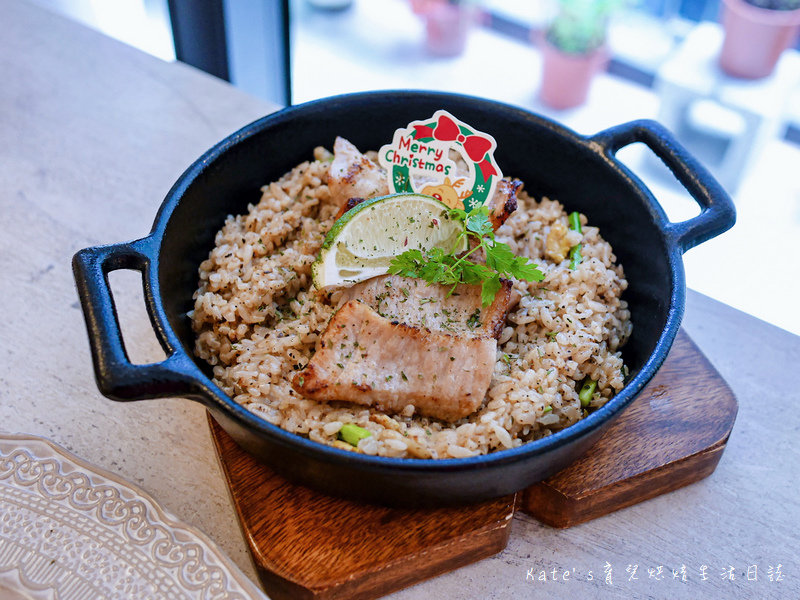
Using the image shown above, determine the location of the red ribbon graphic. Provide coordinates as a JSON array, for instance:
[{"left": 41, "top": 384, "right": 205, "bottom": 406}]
[
  {"left": 431, "top": 115, "right": 497, "bottom": 182},
  {"left": 413, "top": 123, "right": 434, "bottom": 139}
]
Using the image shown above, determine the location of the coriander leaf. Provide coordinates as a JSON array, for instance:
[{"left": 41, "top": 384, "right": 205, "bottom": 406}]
[
  {"left": 388, "top": 202, "right": 544, "bottom": 307},
  {"left": 481, "top": 274, "right": 502, "bottom": 308},
  {"left": 399, "top": 248, "right": 424, "bottom": 264},
  {"left": 484, "top": 240, "right": 516, "bottom": 274},
  {"left": 486, "top": 240, "right": 544, "bottom": 283},
  {"left": 459, "top": 260, "right": 493, "bottom": 286},
  {"left": 448, "top": 207, "right": 467, "bottom": 222},
  {"left": 420, "top": 258, "right": 451, "bottom": 285},
  {"left": 388, "top": 249, "right": 424, "bottom": 278},
  {"left": 509, "top": 255, "right": 544, "bottom": 281},
  {"left": 465, "top": 207, "right": 493, "bottom": 237},
  {"left": 426, "top": 246, "right": 447, "bottom": 262}
]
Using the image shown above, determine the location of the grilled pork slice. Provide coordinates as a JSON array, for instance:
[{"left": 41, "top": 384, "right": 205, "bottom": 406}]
[
  {"left": 328, "top": 137, "right": 389, "bottom": 215},
  {"left": 488, "top": 179, "right": 521, "bottom": 230},
  {"left": 338, "top": 274, "right": 512, "bottom": 339},
  {"left": 292, "top": 300, "right": 496, "bottom": 422}
]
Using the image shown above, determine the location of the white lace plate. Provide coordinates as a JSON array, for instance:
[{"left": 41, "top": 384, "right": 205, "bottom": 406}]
[{"left": 0, "top": 433, "right": 268, "bottom": 600}]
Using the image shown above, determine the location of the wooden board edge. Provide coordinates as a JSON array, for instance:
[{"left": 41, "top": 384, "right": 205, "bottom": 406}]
[
  {"left": 207, "top": 413, "right": 515, "bottom": 600},
  {"left": 253, "top": 507, "right": 515, "bottom": 600},
  {"left": 522, "top": 438, "right": 729, "bottom": 528},
  {"left": 307, "top": 516, "right": 514, "bottom": 600},
  {"left": 246, "top": 504, "right": 514, "bottom": 600}
]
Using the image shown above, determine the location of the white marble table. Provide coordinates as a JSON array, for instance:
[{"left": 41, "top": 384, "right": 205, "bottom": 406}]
[{"left": 1, "top": 1, "right": 798, "bottom": 598}]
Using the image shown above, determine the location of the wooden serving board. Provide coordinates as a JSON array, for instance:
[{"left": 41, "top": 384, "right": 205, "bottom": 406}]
[
  {"left": 208, "top": 329, "right": 737, "bottom": 600},
  {"left": 521, "top": 330, "right": 738, "bottom": 527}
]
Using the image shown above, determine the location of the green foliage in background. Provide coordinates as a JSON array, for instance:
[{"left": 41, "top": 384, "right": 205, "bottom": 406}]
[{"left": 546, "top": 0, "right": 625, "bottom": 55}]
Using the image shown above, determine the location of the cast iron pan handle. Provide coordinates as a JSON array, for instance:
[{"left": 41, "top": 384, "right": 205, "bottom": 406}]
[
  {"left": 590, "top": 119, "right": 736, "bottom": 252},
  {"left": 72, "top": 238, "right": 200, "bottom": 402}
]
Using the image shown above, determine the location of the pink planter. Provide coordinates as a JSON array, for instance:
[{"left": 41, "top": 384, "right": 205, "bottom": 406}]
[
  {"left": 719, "top": 0, "right": 800, "bottom": 79},
  {"left": 422, "top": 4, "right": 475, "bottom": 57},
  {"left": 539, "top": 43, "right": 609, "bottom": 110}
]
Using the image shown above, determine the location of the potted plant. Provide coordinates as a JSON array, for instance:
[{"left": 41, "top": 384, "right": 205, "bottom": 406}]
[
  {"left": 718, "top": 0, "right": 800, "bottom": 79},
  {"left": 410, "top": 0, "right": 480, "bottom": 57},
  {"left": 538, "top": 0, "right": 622, "bottom": 110}
]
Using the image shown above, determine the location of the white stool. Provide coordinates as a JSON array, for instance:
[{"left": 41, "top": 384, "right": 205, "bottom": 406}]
[{"left": 654, "top": 22, "right": 800, "bottom": 193}]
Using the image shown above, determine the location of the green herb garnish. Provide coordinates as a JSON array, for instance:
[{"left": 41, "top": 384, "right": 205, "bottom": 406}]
[
  {"left": 578, "top": 377, "right": 598, "bottom": 407},
  {"left": 569, "top": 244, "right": 582, "bottom": 270},
  {"left": 568, "top": 211, "right": 583, "bottom": 270},
  {"left": 568, "top": 211, "right": 582, "bottom": 232},
  {"left": 388, "top": 205, "right": 544, "bottom": 306},
  {"left": 338, "top": 423, "right": 371, "bottom": 446}
]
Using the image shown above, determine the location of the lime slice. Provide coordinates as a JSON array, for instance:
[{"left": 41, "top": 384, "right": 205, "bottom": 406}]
[{"left": 312, "top": 193, "right": 465, "bottom": 288}]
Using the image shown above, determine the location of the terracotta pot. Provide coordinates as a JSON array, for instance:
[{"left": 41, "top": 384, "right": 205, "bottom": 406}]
[
  {"left": 539, "top": 42, "right": 609, "bottom": 110},
  {"left": 422, "top": 3, "right": 475, "bottom": 57},
  {"left": 719, "top": 0, "right": 800, "bottom": 79}
]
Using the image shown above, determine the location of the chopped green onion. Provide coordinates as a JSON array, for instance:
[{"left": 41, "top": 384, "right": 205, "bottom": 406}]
[
  {"left": 568, "top": 212, "right": 583, "bottom": 270},
  {"left": 338, "top": 423, "right": 371, "bottom": 447},
  {"left": 569, "top": 243, "right": 582, "bottom": 270},
  {"left": 542, "top": 406, "right": 553, "bottom": 414},
  {"left": 578, "top": 378, "right": 597, "bottom": 407},
  {"left": 568, "top": 211, "right": 582, "bottom": 233}
]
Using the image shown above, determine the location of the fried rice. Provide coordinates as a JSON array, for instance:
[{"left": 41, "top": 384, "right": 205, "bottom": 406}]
[{"left": 190, "top": 147, "right": 632, "bottom": 459}]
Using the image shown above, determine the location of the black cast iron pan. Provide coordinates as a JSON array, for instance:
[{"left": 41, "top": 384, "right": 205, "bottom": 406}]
[{"left": 72, "top": 91, "right": 735, "bottom": 507}]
